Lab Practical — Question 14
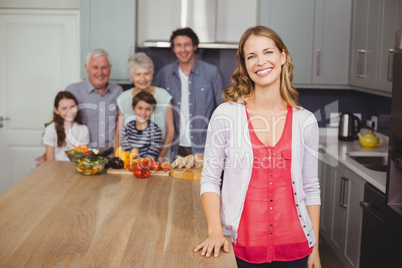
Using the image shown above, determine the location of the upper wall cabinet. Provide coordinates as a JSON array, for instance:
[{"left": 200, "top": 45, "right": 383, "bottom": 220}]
[
  {"left": 81, "top": 0, "right": 135, "bottom": 83},
  {"left": 349, "top": 0, "right": 402, "bottom": 95},
  {"left": 258, "top": 0, "right": 352, "bottom": 88}
]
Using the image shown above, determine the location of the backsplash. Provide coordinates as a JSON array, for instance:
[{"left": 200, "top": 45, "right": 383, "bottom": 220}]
[
  {"left": 298, "top": 89, "right": 391, "bottom": 136},
  {"left": 122, "top": 47, "right": 391, "bottom": 136}
]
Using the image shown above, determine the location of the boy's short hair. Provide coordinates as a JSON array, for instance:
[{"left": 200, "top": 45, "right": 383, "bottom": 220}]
[{"left": 132, "top": 91, "right": 157, "bottom": 111}]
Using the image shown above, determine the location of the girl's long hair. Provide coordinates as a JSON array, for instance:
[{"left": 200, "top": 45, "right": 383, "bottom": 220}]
[
  {"left": 223, "top": 25, "right": 300, "bottom": 107},
  {"left": 45, "top": 91, "right": 83, "bottom": 147}
]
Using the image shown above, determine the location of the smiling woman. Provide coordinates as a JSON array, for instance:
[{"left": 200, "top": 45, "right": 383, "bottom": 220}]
[{"left": 195, "top": 26, "right": 322, "bottom": 268}]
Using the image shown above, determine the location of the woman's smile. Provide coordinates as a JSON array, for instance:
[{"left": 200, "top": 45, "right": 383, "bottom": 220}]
[{"left": 255, "top": 67, "right": 273, "bottom": 77}]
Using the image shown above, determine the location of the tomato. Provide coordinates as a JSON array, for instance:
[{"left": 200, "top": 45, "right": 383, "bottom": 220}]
[
  {"left": 138, "top": 158, "right": 150, "bottom": 169},
  {"left": 133, "top": 164, "right": 150, "bottom": 178},
  {"left": 133, "top": 165, "right": 150, "bottom": 178},
  {"left": 150, "top": 161, "right": 161, "bottom": 171},
  {"left": 83, "top": 151, "right": 94, "bottom": 155}
]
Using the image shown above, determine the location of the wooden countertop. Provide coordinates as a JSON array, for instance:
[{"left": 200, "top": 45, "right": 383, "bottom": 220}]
[{"left": 0, "top": 161, "right": 236, "bottom": 267}]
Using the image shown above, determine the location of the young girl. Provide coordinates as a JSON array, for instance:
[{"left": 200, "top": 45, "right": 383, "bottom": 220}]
[
  {"left": 194, "top": 26, "right": 321, "bottom": 268},
  {"left": 121, "top": 91, "right": 162, "bottom": 159},
  {"left": 43, "top": 91, "right": 89, "bottom": 161}
]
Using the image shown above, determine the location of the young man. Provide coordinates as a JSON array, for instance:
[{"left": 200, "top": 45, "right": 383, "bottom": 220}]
[{"left": 153, "top": 27, "right": 223, "bottom": 157}]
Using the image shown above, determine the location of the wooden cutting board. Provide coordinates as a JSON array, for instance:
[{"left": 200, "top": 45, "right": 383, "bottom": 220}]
[
  {"left": 107, "top": 168, "right": 169, "bottom": 176},
  {"left": 169, "top": 167, "right": 202, "bottom": 180}
]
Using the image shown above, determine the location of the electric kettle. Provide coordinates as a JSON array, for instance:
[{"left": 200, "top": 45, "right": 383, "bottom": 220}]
[{"left": 338, "top": 113, "right": 361, "bottom": 141}]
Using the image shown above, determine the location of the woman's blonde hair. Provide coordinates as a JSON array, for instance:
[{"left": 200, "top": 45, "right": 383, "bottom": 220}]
[{"left": 223, "top": 25, "right": 299, "bottom": 107}]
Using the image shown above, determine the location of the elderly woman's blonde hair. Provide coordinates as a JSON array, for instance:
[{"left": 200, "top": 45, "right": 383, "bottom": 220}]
[{"left": 127, "top": 52, "right": 154, "bottom": 78}]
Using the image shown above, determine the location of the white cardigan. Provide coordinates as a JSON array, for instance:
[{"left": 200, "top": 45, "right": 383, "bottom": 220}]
[{"left": 200, "top": 102, "right": 321, "bottom": 247}]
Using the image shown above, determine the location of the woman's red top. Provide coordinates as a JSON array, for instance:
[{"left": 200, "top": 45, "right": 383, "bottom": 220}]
[{"left": 233, "top": 105, "right": 312, "bottom": 263}]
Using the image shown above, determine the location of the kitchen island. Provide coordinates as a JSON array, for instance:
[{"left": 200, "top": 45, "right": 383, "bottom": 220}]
[{"left": 0, "top": 161, "right": 236, "bottom": 267}]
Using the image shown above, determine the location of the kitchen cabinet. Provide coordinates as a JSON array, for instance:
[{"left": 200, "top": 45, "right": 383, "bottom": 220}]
[
  {"left": 80, "top": 0, "right": 135, "bottom": 83},
  {"left": 258, "top": 0, "right": 351, "bottom": 87},
  {"left": 319, "top": 156, "right": 365, "bottom": 268},
  {"left": 349, "top": 0, "right": 402, "bottom": 94}
]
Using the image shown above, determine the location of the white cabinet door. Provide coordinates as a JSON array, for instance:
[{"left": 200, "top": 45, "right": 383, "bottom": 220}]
[
  {"left": 81, "top": 0, "right": 135, "bottom": 83},
  {"left": 313, "top": 0, "right": 352, "bottom": 85},
  {"left": 0, "top": 9, "right": 80, "bottom": 195}
]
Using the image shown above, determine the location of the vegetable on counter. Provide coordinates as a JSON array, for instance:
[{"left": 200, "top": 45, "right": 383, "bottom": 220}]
[
  {"left": 108, "top": 157, "right": 124, "bottom": 169},
  {"left": 73, "top": 156, "right": 107, "bottom": 175}
]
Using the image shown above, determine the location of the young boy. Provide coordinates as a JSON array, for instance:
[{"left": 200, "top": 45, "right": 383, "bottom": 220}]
[{"left": 121, "top": 91, "right": 162, "bottom": 159}]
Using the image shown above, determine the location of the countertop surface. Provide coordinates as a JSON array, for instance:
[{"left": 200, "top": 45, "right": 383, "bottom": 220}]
[
  {"left": 319, "top": 128, "right": 388, "bottom": 193},
  {"left": 0, "top": 161, "right": 236, "bottom": 267}
]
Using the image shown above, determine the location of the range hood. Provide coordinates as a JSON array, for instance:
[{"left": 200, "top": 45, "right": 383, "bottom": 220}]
[{"left": 139, "top": 0, "right": 247, "bottom": 49}]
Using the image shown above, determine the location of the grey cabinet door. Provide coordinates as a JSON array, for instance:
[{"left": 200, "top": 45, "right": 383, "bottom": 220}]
[
  {"left": 312, "top": 0, "right": 351, "bottom": 85},
  {"left": 258, "top": 0, "right": 315, "bottom": 85},
  {"left": 323, "top": 160, "right": 365, "bottom": 268},
  {"left": 319, "top": 159, "right": 335, "bottom": 236},
  {"left": 343, "top": 169, "right": 365, "bottom": 268},
  {"left": 81, "top": 0, "right": 135, "bottom": 82},
  {"left": 330, "top": 167, "right": 348, "bottom": 257},
  {"left": 349, "top": 0, "right": 379, "bottom": 89},
  {"left": 376, "top": 0, "right": 402, "bottom": 92},
  {"left": 258, "top": 0, "right": 351, "bottom": 87}
]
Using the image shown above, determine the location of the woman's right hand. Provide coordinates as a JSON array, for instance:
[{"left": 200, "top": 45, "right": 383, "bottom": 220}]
[{"left": 193, "top": 232, "right": 229, "bottom": 258}]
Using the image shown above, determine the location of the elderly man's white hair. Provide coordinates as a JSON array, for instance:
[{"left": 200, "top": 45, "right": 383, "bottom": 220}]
[{"left": 85, "top": 49, "right": 111, "bottom": 66}]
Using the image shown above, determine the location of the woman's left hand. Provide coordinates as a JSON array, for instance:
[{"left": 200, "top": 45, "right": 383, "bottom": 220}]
[{"left": 307, "top": 246, "right": 321, "bottom": 268}]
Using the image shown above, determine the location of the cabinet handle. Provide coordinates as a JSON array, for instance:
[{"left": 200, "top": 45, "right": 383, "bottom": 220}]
[
  {"left": 339, "top": 177, "right": 349, "bottom": 208},
  {"left": 387, "top": 49, "right": 395, "bottom": 81},
  {"left": 357, "top": 50, "right": 366, "bottom": 78},
  {"left": 316, "top": 49, "right": 321, "bottom": 76}
]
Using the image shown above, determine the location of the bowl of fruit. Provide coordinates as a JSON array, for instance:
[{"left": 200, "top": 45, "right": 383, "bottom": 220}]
[
  {"left": 65, "top": 144, "right": 99, "bottom": 162},
  {"left": 72, "top": 155, "right": 107, "bottom": 175}
]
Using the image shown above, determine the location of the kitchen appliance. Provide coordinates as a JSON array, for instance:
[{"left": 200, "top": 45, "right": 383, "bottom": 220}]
[
  {"left": 387, "top": 30, "right": 402, "bottom": 216},
  {"left": 338, "top": 113, "right": 361, "bottom": 141},
  {"left": 138, "top": 0, "right": 254, "bottom": 49},
  {"left": 359, "top": 183, "right": 402, "bottom": 267}
]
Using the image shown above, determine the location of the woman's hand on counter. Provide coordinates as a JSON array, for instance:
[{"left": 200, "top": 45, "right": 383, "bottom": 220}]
[{"left": 194, "top": 232, "right": 229, "bottom": 258}]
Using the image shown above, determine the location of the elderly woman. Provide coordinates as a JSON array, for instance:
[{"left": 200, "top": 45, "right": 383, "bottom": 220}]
[{"left": 115, "top": 52, "right": 174, "bottom": 161}]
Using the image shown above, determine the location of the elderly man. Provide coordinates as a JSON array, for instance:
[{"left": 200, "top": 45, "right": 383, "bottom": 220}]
[
  {"left": 66, "top": 49, "right": 122, "bottom": 151},
  {"left": 153, "top": 27, "right": 223, "bottom": 157}
]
